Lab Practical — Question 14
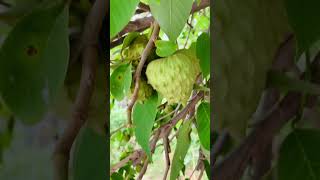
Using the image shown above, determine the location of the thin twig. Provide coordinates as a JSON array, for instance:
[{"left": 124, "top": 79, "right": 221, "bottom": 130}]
[
  {"left": 53, "top": 0, "right": 106, "bottom": 180},
  {"left": 212, "top": 131, "right": 230, "bottom": 164},
  {"left": 110, "top": 0, "right": 209, "bottom": 48},
  {"left": 111, "top": 92, "right": 204, "bottom": 174},
  {"left": 127, "top": 22, "right": 160, "bottom": 125},
  {"left": 197, "top": 167, "right": 205, "bottom": 180},
  {"left": 110, "top": 124, "right": 127, "bottom": 136},
  {"left": 156, "top": 104, "right": 181, "bottom": 123},
  {"left": 162, "top": 135, "right": 171, "bottom": 180},
  {"left": 184, "top": 14, "right": 194, "bottom": 49},
  {"left": 137, "top": 156, "right": 149, "bottom": 180}
]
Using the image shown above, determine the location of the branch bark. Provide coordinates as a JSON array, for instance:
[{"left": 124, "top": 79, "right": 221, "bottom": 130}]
[
  {"left": 213, "top": 43, "right": 320, "bottom": 180},
  {"left": 111, "top": 91, "right": 204, "bottom": 174},
  {"left": 126, "top": 21, "right": 160, "bottom": 125},
  {"left": 53, "top": 0, "right": 107, "bottom": 180},
  {"left": 110, "top": 0, "right": 210, "bottom": 48}
]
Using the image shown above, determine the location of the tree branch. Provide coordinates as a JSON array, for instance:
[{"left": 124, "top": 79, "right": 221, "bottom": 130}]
[
  {"left": 213, "top": 44, "right": 320, "bottom": 180},
  {"left": 110, "top": 0, "right": 210, "bottom": 48},
  {"left": 52, "top": 0, "right": 107, "bottom": 180},
  {"left": 127, "top": 21, "right": 160, "bottom": 125},
  {"left": 111, "top": 91, "right": 204, "bottom": 174}
]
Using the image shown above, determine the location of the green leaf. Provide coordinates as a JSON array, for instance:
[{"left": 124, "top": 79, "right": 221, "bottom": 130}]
[
  {"left": 196, "top": 102, "right": 210, "bottom": 150},
  {"left": 122, "top": 32, "right": 140, "bottom": 50},
  {"left": 149, "top": 0, "right": 194, "bottom": 41},
  {"left": 0, "top": 3, "right": 69, "bottom": 124},
  {"left": 196, "top": 33, "right": 210, "bottom": 77},
  {"left": 279, "top": 129, "right": 320, "bottom": 180},
  {"left": 133, "top": 93, "right": 158, "bottom": 157},
  {"left": 197, "top": 0, "right": 202, "bottom": 6},
  {"left": 170, "top": 119, "right": 192, "bottom": 180},
  {"left": 111, "top": 172, "right": 124, "bottom": 180},
  {"left": 267, "top": 71, "right": 320, "bottom": 95},
  {"left": 110, "top": 63, "right": 132, "bottom": 101},
  {"left": 204, "top": 160, "right": 210, "bottom": 179},
  {"left": 155, "top": 40, "right": 177, "bottom": 57},
  {"left": 110, "top": 0, "right": 140, "bottom": 38},
  {"left": 285, "top": 0, "right": 320, "bottom": 57},
  {"left": 73, "top": 125, "right": 108, "bottom": 180}
]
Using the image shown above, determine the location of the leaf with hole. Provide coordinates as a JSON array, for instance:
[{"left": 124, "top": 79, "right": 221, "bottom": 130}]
[
  {"left": 110, "top": 0, "right": 140, "bottom": 38},
  {"left": 133, "top": 93, "right": 158, "bottom": 157},
  {"left": 110, "top": 63, "right": 132, "bottom": 101},
  {"left": 149, "top": 0, "right": 194, "bottom": 41},
  {"left": 170, "top": 119, "right": 192, "bottom": 180},
  {"left": 278, "top": 129, "right": 320, "bottom": 180},
  {"left": 73, "top": 125, "right": 108, "bottom": 180},
  {"left": 0, "top": 3, "right": 69, "bottom": 124}
]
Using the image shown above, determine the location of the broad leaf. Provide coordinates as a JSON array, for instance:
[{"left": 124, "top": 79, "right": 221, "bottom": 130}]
[
  {"left": 279, "top": 129, "right": 320, "bottom": 180},
  {"left": 149, "top": 0, "right": 194, "bottom": 41},
  {"left": 196, "top": 102, "right": 210, "bottom": 150},
  {"left": 0, "top": 3, "right": 69, "bottom": 124},
  {"left": 110, "top": 0, "right": 140, "bottom": 38},
  {"left": 155, "top": 40, "right": 177, "bottom": 57},
  {"left": 170, "top": 119, "right": 192, "bottom": 180},
  {"left": 196, "top": 33, "right": 210, "bottom": 77},
  {"left": 133, "top": 93, "right": 158, "bottom": 157},
  {"left": 285, "top": 0, "right": 320, "bottom": 57},
  {"left": 73, "top": 125, "right": 108, "bottom": 180},
  {"left": 110, "top": 63, "right": 132, "bottom": 100}
]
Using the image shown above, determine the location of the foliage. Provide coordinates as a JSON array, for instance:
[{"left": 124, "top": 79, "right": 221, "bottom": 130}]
[
  {"left": 110, "top": 0, "right": 210, "bottom": 179},
  {"left": 212, "top": 0, "right": 320, "bottom": 179},
  {"left": 0, "top": 0, "right": 107, "bottom": 179}
]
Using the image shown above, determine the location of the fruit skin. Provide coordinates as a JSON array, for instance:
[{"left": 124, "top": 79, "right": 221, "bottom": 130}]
[
  {"left": 213, "top": 0, "right": 290, "bottom": 140},
  {"left": 123, "top": 34, "right": 157, "bottom": 66},
  {"left": 130, "top": 77, "right": 154, "bottom": 102},
  {"left": 123, "top": 35, "right": 148, "bottom": 66},
  {"left": 146, "top": 49, "right": 200, "bottom": 106}
]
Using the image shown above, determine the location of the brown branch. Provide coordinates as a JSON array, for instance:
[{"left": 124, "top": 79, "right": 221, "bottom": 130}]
[
  {"left": 52, "top": 0, "right": 106, "bottom": 180},
  {"left": 110, "top": 0, "right": 209, "bottom": 48},
  {"left": 213, "top": 49, "right": 320, "bottom": 180},
  {"left": 111, "top": 91, "right": 204, "bottom": 174},
  {"left": 127, "top": 22, "right": 160, "bottom": 125},
  {"left": 212, "top": 131, "right": 230, "bottom": 164},
  {"left": 138, "top": 2, "right": 150, "bottom": 12},
  {"left": 137, "top": 156, "right": 149, "bottom": 180},
  {"left": 110, "top": 150, "right": 145, "bottom": 174},
  {"left": 162, "top": 134, "right": 171, "bottom": 180}
]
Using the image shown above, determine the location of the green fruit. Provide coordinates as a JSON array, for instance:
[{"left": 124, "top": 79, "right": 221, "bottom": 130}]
[
  {"left": 213, "top": 0, "right": 290, "bottom": 140},
  {"left": 123, "top": 35, "right": 148, "bottom": 66},
  {"left": 130, "top": 77, "right": 153, "bottom": 102},
  {"left": 146, "top": 49, "right": 200, "bottom": 105}
]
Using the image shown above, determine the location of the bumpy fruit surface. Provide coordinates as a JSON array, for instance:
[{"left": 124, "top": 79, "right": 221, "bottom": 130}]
[
  {"left": 146, "top": 49, "right": 200, "bottom": 105},
  {"left": 123, "top": 35, "right": 148, "bottom": 66},
  {"left": 213, "top": 0, "right": 290, "bottom": 140},
  {"left": 130, "top": 77, "right": 153, "bottom": 102}
]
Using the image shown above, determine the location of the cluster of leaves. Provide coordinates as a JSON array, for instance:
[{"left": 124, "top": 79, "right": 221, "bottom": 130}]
[
  {"left": 212, "top": 0, "right": 320, "bottom": 179},
  {"left": 110, "top": 0, "right": 210, "bottom": 179},
  {"left": 0, "top": 0, "right": 107, "bottom": 179},
  {"left": 278, "top": 0, "right": 320, "bottom": 179}
]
